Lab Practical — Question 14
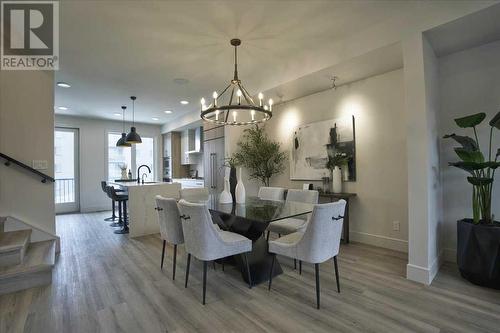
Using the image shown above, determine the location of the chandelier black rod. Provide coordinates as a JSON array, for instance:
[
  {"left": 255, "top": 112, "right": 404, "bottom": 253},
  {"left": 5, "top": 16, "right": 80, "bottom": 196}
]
[
  {"left": 238, "top": 83, "right": 254, "bottom": 105},
  {"left": 228, "top": 86, "right": 236, "bottom": 106},
  {"left": 233, "top": 44, "right": 239, "bottom": 81}
]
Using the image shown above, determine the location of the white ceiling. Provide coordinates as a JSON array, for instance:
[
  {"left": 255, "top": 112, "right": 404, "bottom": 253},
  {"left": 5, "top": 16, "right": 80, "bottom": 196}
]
[
  {"left": 54, "top": 0, "right": 481, "bottom": 125},
  {"left": 425, "top": 3, "right": 500, "bottom": 57}
]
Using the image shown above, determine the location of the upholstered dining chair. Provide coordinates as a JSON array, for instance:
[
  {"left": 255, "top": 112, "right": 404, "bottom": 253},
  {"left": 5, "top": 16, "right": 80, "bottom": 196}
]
[
  {"left": 178, "top": 199, "right": 252, "bottom": 305},
  {"left": 155, "top": 195, "right": 184, "bottom": 280},
  {"left": 180, "top": 188, "right": 209, "bottom": 203},
  {"left": 266, "top": 189, "right": 319, "bottom": 239},
  {"left": 258, "top": 187, "right": 286, "bottom": 201},
  {"left": 268, "top": 200, "right": 346, "bottom": 309}
]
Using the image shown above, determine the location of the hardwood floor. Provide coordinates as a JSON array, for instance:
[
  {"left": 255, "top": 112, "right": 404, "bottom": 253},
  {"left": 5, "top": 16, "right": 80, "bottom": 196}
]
[{"left": 1, "top": 212, "right": 499, "bottom": 333}]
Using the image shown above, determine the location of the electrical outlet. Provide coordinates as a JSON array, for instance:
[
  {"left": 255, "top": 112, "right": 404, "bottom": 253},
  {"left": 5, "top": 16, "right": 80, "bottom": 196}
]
[
  {"left": 392, "top": 221, "right": 400, "bottom": 231},
  {"left": 32, "top": 160, "right": 48, "bottom": 170}
]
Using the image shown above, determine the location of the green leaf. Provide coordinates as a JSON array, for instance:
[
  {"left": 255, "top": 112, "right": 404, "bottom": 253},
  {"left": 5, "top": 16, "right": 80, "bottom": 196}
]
[
  {"left": 454, "top": 148, "right": 484, "bottom": 163},
  {"left": 443, "top": 134, "right": 478, "bottom": 151},
  {"left": 454, "top": 113, "right": 486, "bottom": 128},
  {"left": 489, "top": 111, "right": 500, "bottom": 129},
  {"left": 467, "top": 177, "right": 493, "bottom": 186},
  {"left": 483, "top": 161, "right": 500, "bottom": 169}
]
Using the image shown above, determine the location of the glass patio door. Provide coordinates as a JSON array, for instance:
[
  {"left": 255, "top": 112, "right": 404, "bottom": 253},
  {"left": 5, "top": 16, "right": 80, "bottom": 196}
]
[{"left": 54, "top": 128, "right": 79, "bottom": 213}]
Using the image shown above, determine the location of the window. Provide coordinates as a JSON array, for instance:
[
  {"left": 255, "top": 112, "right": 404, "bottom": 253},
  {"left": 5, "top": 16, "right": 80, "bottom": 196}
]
[
  {"left": 108, "top": 133, "right": 132, "bottom": 180},
  {"left": 107, "top": 133, "right": 155, "bottom": 181},
  {"left": 136, "top": 137, "right": 155, "bottom": 180}
]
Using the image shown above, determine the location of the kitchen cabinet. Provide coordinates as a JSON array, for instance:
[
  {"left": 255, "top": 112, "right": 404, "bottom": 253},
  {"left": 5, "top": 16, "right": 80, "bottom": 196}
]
[{"left": 163, "top": 132, "right": 184, "bottom": 179}]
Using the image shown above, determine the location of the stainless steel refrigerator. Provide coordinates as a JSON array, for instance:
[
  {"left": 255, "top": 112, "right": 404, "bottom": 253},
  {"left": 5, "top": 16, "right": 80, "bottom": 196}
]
[{"left": 203, "top": 136, "right": 225, "bottom": 205}]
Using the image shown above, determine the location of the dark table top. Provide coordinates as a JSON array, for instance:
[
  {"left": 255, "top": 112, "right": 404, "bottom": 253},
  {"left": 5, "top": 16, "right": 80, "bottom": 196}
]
[{"left": 318, "top": 192, "right": 357, "bottom": 199}]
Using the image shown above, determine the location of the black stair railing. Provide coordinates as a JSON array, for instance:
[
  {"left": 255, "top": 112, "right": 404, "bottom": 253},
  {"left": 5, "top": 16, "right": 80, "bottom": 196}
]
[{"left": 0, "top": 152, "right": 55, "bottom": 183}]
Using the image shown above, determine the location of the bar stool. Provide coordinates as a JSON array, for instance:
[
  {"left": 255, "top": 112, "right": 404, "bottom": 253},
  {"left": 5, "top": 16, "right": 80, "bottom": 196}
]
[
  {"left": 105, "top": 186, "right": 121, "bottom": 227},
  {"left": 106, "top": 186, "right": 129, "bottom": 234},
  {"left": 101, "top": 181, "right": 117, "bottom": 221}
]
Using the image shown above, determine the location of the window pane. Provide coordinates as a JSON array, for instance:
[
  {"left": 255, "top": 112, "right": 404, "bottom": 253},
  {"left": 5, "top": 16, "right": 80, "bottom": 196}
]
[
  {"left": 108, "top": 133, "right": 132, "bottom": 180},
  {"left": 136, "top": 137, "right": 154, "bottom": 181}
]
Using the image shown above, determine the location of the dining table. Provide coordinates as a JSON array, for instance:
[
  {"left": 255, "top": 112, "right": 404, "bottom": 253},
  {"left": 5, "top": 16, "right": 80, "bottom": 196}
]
[{"left": 207, "top": 196, "right": 314, "bottom": 286}]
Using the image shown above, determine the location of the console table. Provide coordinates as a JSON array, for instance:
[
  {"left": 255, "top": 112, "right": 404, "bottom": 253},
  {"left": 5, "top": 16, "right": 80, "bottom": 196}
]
[{"left": 318, "top": 192, "right": 357, "bottom": 243}]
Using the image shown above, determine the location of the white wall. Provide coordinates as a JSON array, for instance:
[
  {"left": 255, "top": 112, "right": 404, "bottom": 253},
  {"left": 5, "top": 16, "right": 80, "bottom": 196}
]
[
  {"left": 0, "top": 70, "right": 55, "bottom": 235},
  {"left": 402, "top": 33, "right": 443, "bottom": 285},
  {"left": 55, "top": 115, "right": 162, "bottom": 212},
  {"left": 439, "top": 40, "right": 500, "bottom": 262},
  {"left": 226, "top": 69, "right": 409, "bottom": 252}
]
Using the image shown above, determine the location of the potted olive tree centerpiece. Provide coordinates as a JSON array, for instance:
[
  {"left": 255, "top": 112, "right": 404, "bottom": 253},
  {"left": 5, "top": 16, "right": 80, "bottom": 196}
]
[
  {"left": 444, "top": 111, "right": 500, "bottom": 289},
  {"left": 232, "top": 126, "right": 287, "bottom": 187}
]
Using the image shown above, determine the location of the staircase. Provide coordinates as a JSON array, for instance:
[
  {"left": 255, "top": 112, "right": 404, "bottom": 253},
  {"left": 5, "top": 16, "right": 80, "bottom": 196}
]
[{"left": 0, "top": 219, "right": 56, "bottom": 295}]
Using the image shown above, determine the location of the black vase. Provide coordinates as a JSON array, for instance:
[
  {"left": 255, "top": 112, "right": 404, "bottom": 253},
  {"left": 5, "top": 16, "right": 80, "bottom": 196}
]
[
  {"left": 229, "top": 167, "right": 237, "bottom": 204},
  {"left": 457, "top": 219, "right": 500, "bottom": 289}
]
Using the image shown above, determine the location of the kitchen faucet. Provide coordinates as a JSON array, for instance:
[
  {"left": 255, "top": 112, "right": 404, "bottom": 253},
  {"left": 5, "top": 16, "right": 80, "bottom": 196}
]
[{"left": 137, "top": 164, "right": 151, "bottom": 184}]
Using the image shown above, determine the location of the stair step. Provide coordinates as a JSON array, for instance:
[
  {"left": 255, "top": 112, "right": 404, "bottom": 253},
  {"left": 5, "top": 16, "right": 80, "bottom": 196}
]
[
  {"left": 0, "top": 240, "right": 55, "bottom": 295},
  {"left": 0, "top": 229, "right": 31, "bottom": 267}
]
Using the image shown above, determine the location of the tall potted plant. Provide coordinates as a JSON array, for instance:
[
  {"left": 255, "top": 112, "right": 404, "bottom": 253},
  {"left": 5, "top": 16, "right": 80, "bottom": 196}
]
[
  {"left": 232, "top": 125, "right": 287, "bottom": 187},
  {"left": 444, "top": 111, "right": 500, "bottom": 289}
]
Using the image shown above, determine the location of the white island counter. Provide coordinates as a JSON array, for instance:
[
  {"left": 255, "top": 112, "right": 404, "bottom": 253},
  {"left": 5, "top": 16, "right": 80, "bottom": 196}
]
[{"left": 111, "top": 181, "right": 181, "bottom": 238}]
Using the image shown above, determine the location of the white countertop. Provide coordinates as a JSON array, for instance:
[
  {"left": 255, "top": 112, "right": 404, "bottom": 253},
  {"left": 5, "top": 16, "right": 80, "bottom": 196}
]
[{"left": 110, "top": 181, "right": 174, "bottom": 187}]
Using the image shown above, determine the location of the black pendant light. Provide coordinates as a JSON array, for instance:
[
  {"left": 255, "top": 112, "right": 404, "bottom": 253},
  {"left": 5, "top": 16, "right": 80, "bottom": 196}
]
[
  {"left": 116, "top": 106, "right": 132, "bottom": 147},
  {"left": 125, "top": 96, "right": 142, "bottom": 144}
]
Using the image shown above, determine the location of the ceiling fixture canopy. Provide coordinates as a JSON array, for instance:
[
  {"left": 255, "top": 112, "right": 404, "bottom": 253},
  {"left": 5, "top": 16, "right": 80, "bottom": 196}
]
[
  {"left": 116, "top": 106, "right": 132, "bottom": 147},
  {"left": 125, "top": 96, "right": 142, "bottom": 144},
  {"left": 200, "top": 38, "right": 272, "bottom": 126}
]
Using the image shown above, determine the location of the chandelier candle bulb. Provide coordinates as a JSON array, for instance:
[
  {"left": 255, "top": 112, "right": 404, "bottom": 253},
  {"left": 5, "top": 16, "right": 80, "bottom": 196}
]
[
  {"left": 237, "top": 90, "right": 242, "bottom": 105},
  {"left": 258, "top": 92, "right": 264, "bottom": 106},
  {"left": 233, "top": 111, "right": 237, "bottom": 122},
  {"left": 269, "top": 98, "right": 273, "bottom": 111},
  {"left": 215, "top": 110, "right": 220, "bottom": 121},
  {"left": 251, "top": 110, "right": 255, "bottom": 121},
  {"left": 213, "top": 91, "right": 218, "bottom": 107}
]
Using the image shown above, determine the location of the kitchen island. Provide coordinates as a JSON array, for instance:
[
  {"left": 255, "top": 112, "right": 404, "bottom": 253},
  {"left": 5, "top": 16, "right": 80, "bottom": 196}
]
[{"left": 111, "top": 181, "right": 181, "bottom": 238}]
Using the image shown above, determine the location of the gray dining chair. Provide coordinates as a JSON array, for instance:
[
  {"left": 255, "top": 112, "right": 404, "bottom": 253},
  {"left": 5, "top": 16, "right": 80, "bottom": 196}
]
[
  {"left": 155, "top": 195, "right": 184, "bottom": 280},
  {"left": 180, "top": 188, "right": 209, "bottom": 203},
  {"left": 258, "top": 187, "right": 286, "bottom": 201},
  {"left": 266, "top": 189, "right": 319, "bottom": 239},
  {"left": 178, "top": 199, "right": 253, "bottom": 304},
  {"left": 268, "top": 200, "right": 346, "bottom": 309}
]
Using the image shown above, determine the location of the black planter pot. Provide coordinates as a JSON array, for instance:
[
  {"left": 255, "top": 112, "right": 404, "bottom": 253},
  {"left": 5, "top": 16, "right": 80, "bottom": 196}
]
[
  {"left": 229, "top": 167, "right": 237, "bottom": 204},
  {"left": 457, "top": 219, "right": 500, "bottom": 289}
]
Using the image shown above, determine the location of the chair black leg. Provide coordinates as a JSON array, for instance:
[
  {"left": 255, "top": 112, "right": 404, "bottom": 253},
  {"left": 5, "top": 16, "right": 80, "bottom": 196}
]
[
  {"left": 334, "top": 256, "right": 340, "bottom": 293},
  {"left": 315, "top": 263, "right": 320, "bottom": 309},
  {"left": 222, "top": 263, "right": 225, "bottom": 271},
  {"left": 161, "top": 240, "right": 166, "bottom": 270},
  {"left": 268, "top": 254, "right": 275, "bottom": 291},
  {"left": 104, "top": 200, "right": 117, "bottom": 221},
  {"left": 213, "top": 261, "right": 216, "bottom": 270},
  {"left": 110, "top": 201, "right": 122, "bottom": 227},
  {"left": 266, "top": 231, "right": 270, "bottom": 241},
  {"left": 278, "top": 233, "right": 281, "bottom": 237},
  {"left": 299, "top": 260, "right": 302, "bottom": 275},
  {"left": 185, "top": 253, "right": 191, "bottom": 288},
  {"left": 202, "top": 261, "right": 208, "bottom": 305},
  {"left": 294, "top": 259, "right": 297, "bottom": 270},
  {"left": 244, "top": 253, "right": 252, "bottom": 288},
  {"left": 172, "top": 244, "right": 177, "bottom": 280}
]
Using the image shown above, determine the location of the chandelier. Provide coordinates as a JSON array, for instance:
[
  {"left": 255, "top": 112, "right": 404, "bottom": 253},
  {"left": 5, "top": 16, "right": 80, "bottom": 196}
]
[{"left": 200, "top": 38, "right": 273, "bottom": 125}]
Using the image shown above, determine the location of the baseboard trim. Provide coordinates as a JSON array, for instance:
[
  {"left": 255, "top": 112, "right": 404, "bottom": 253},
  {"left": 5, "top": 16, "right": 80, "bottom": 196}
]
[
  {"left": 443, "top": 248, "right": 456, "bottom": 263},
  {"left": 407, "top": 250, "right": 443, "bottom": 285},
  {"left": 350, "top": 231, "right": 408, "bottom": 253},
  {"left": 80, "top": 206, "right": 109, "bottom": 213}
]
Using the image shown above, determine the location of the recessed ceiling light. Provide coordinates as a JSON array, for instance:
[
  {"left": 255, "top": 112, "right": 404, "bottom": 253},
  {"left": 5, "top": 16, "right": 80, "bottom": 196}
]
[
  {"left": 180, "top": 100, "right": 189, "bottom": 105},
  {"left": 164, "top": 110, "right": 173, "bottom": 114},
  {"left": 152, "top": 117, "right": 160, "bottom": 121},
  {"left": 57, "top": 106, "right": 68, "bottom": 110},
  {"left": 113, "top": 113, "right": 121, "bottom": 116},
  {"left": 56, "top": 82, "right": 71, "bottom": 88}
]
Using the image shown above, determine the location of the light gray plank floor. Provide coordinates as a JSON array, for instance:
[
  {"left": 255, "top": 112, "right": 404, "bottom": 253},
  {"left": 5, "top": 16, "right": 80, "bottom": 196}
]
[{"left": 1, "top": 211, "right": 499, "bottom": 333}]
